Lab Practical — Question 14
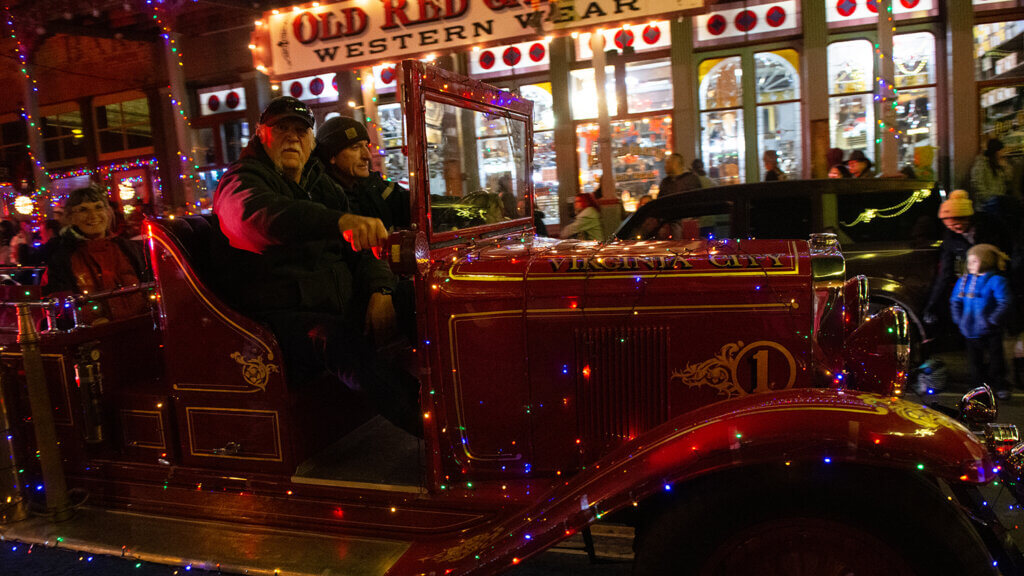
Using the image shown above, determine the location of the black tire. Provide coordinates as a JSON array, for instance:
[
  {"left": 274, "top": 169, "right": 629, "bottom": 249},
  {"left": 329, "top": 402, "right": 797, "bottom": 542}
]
[{"left": 633, "top": 464, "right": 996, "bottom": 576}]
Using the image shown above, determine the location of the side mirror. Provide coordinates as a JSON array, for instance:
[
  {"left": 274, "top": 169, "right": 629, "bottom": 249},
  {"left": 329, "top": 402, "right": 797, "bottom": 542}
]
[{"left": 959, "top": 385, "right": 998, "bottom": 426}]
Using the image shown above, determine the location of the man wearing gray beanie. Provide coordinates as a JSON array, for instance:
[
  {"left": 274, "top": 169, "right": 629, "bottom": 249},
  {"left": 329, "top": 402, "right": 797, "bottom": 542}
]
[{"left": 316, "top": 116, "right": 410, "bottom": 231}]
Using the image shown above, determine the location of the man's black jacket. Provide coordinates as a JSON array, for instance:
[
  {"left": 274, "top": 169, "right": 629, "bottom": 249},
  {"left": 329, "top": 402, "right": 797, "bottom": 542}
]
[{"left": 213, "top": 136, "right": 394, "bottom": 316}]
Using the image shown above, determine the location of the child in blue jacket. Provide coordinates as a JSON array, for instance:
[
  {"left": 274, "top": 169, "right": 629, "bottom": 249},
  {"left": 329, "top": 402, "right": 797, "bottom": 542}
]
[{"left": 951, "top": 243, "right": 1013, "bottom": 400}]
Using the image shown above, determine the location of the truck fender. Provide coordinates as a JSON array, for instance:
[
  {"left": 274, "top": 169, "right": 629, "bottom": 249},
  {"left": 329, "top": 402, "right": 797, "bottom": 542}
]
[{"left": 386, "top": 388, "right": 994, "bottom": 576}]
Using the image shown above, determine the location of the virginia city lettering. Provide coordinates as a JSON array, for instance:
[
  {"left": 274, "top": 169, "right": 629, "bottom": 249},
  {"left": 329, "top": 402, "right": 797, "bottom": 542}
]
[{"left": 547, "top": 253, "right": 788, "bottom": 272}]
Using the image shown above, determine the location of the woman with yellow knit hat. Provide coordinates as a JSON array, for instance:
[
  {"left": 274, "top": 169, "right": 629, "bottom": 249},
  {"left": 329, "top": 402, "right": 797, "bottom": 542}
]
[{"left": 922, "top": 190, "right": 1013, "bottom": 329}]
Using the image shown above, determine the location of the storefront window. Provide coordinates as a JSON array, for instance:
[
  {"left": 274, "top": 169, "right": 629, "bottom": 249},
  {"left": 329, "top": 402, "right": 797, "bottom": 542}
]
[
  {"left": 828, "top": 40, "right": 875, "bottom": 162},
  {"left": 700, "top": 110, "right": 744, "bottom": 186},
  {"left": 570, "top": 67, "right": 617, "bottom": 119},
  {"left": 223, "top": 120, "right": 250, "bottom": 164},
  {"left": 828, "top": 40, "right": 872, "bottom": 94},
  {"left": 756, "top": 50, "right": 801, "bottom": 179},
  {"left": 626, "top": 59, "right": 673, "bottom": 113},
  {"left": 192, "top": 128, "right": 216, "bottom": 167},
  {"left": 979, "top": 84, "right": 1024, "bottom": 155},
  {"left": 41, "top": 110, "right": 86, "bottom": 163},
  {"left": 976, "top": 21, "right": 1024, "bottom": 156},
  {"left": 829, "top": 95, "right": 873, "bottom": 157},
  {"left": 577, "top": 115, "right": 671, "bottom": 211},
  {"left": 975, "top": 21, "right": 1024, "bottom": 82},
  {"left": 699, "top": 56, "right": 744, "bottom": 184},
  {"left": 378, "top": 103, "right": 408, "bottom": 186},
  {"left": 96, "top": 97, "right": 152, "bottom": 154},
  {"left": 699, "top": 56, "right": 743, "bottom": 110},
  {"left": 894, "top": 32, "right": 937, "bottom": 178},
  {"left": 520, "top": 84, "right": 558, "bottom": 224}
]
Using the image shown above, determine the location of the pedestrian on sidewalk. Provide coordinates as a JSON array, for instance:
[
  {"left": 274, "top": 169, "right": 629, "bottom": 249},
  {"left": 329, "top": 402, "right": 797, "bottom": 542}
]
[{"left": 951, "top": 243, "right": 1014, "bottom": 400}]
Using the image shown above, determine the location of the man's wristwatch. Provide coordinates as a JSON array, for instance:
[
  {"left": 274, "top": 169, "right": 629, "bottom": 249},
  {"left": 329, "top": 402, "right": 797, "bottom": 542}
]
[{"left": 374, "top": 287, "right": 394, "bottom": 296}]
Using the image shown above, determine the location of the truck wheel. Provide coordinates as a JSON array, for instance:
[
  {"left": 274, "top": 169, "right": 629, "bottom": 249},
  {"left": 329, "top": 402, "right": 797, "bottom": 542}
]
[{"left": 633, "top": 467, "right": 995, "bottom": 576}]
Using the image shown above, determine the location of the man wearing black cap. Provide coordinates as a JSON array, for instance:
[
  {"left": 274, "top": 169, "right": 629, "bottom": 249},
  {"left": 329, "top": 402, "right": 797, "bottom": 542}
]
[
  {"left": 847, "top": 150, "right": 876, "bottom": 179},
  {"left": 315, "top": 116, "right": 410, "bottom": 231},
  {"left": 213, "top": 96, "right": 420, "bottom": 435}
]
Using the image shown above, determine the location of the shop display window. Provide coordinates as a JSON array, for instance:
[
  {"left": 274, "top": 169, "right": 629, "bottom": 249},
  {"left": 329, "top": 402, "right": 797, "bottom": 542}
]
[
  {"left": 519, "top": 84, "right": 558, "bottom": 225},
  {"left": 223, "top": 120, "right": 250, "bottom": 164},
  {"left": 700, "top": 110, "right": 745, "bottom": 186},
  {"left": 755, "top": 50, "right": 802, "bottom": 179},
  {"left": 95, "top": 97, "right": 152, "bottom": 154},
  {"left": 570, "top": 67, "right": 617, "bottom": 119},
  {"left": 192, "top": 128, "right": 216, "bottom": 167},
  {"left": 426, "top": 99, "right": 528, "bottom": 233},
  {"left": 829, "top": 95, "right": 874, "bottom": 157},
  {"left": 626, "top": 59, "right": 673, "bottom": 114},
  {"left": 576, "top": 115, "right": 672, "bottom": 211},
  {"left": 699, "top": 56, "right": 743, "bottom": 110},
  {"left": 377, "top": 103, "right": 408, "bottom": 185},
  {"left": 893, "top": 32, "right": 937, "bottom": 178},
  {"left": 893, "top": 32, "right": 936, "bottom": 88},
  {"left": 828, "top": 40, "right": 874, "bottom": 162},
  {"left": 980, "top": 84, "right": 1024, "bottom": 155},
  {"left": 41, "top": 110, "right": 86, "bottom": 164},
  {"left": 699, "top": 56, "right": 744, "bottom": 184},
  {"left": 827, "top": 40, "right": 872, "bottom": 95},
  {"left": 975, "top": 21, "right": 1024, "bottom": 82}
]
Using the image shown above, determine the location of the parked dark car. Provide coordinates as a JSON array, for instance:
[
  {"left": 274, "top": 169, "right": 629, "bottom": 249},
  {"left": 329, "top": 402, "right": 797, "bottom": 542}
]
[{"left": 616, "top": 178, "right": 944, "bottom": 345}]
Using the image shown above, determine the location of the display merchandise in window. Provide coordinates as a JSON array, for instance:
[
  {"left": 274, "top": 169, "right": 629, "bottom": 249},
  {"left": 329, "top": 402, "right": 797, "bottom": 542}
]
[
  {"left": 577, "top": 116, "right": 672, "bottom": 211},
  {"left": 975, "top": 21, "right": 1024, "bottom": 82}
]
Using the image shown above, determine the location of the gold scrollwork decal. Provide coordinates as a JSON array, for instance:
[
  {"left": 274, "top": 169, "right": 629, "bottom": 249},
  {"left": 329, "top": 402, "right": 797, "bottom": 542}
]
[
  {"left": 856, "top": 394, "right": 961, "bottom": 432},
  {"left": 230, "top": 352, "right": 279, "bottom": 391},
  {"left": 672, "top": 340, "right": 796, "bottom": 398}
]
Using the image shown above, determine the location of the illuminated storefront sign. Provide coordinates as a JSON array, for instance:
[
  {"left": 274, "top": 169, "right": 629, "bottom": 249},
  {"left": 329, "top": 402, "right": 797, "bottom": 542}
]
[{"left": 253, "top": 0, "right": 703, "bottom": 77}]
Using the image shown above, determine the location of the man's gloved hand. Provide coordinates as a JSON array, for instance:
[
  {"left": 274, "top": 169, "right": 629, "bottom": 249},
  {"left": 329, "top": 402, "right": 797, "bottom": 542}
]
[
  {"left": 365, "top": 291, "right": 397, "bottom": 346},
  {"left": 338, "top": 213, "right": 387, "bottom": 252}
]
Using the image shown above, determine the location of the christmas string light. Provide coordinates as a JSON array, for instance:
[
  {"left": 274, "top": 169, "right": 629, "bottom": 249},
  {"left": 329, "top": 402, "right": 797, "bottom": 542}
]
[{"left": 873, "top": 3, "right": 903, "bottom": 144}]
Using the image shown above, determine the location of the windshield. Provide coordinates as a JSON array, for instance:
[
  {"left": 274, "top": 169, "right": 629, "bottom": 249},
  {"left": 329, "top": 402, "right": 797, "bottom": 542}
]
[{"left": 424, "top": 98, "right": 530, "bottom": 235}]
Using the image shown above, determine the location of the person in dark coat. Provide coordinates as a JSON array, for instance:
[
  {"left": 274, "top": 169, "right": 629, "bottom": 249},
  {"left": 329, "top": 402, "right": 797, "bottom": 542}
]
[
  {"left": 314, "top": 116, "right": 411, "bottom": 231},
  {"left": 658, "top": 153, "right": 702, "bottom": 197},
  {"left": 923, "top": 190, "right": 1013, "bottom": 329},
  {"left": 16, "top": 219, "right": 61, "bottom": 264},
  {"left": 214, "top": 97, "right": 419, "bottom": 435},
  {"left": 43, "top": 187, "right": 150, "bottom": 325},
  {"left": 847, "top": 150, "right": 876, "bottom": 179},
  {"left": 951, "top": 244, "right": 1013, "bottom": 399}
]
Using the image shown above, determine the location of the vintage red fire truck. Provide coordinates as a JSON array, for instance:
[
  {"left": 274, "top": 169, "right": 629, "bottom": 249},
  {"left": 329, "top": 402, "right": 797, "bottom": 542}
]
[{"left": 0, "top": 61, "right": 1022, "bottom": 575}]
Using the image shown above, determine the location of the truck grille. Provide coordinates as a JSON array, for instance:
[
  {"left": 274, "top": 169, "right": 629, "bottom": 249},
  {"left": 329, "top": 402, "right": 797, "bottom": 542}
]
[{"left": 574, "top": 326, "right": 670, "bottom": 443}]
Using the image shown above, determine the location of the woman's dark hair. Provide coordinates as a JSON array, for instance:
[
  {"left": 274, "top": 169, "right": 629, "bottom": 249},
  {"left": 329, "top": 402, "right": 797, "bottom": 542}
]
[
  {"left": 575, "top": 192, "right": 600, "bottom": 212},
  {"left": 691, "top": 158, "right": 707, "bottom": 176},
  {"left": 985, "top": 138, "right": 1005, "bottom": 174},
  {"left": 0, "top": 220, "right": 15, "bottom": 244},
  {"left": 830, "top": 164, "right": 852, "bottom": 178},
  {"left": 64, "top": 185, "right": 111, "bottom": 211}
]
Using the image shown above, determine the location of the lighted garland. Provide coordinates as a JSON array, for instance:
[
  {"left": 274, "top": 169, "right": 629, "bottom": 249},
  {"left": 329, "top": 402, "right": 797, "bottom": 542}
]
[{"left": 840, "top": 188, "right": 931, "bottom": 227}]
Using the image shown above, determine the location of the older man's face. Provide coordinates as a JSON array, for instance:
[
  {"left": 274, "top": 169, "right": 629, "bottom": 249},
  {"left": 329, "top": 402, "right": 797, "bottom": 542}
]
[{"left": 260, "top": 118, "right": 315, "bottom": 180}]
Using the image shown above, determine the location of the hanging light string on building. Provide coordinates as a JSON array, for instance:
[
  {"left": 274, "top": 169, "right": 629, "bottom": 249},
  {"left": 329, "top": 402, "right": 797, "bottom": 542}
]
[{"left": 149, "top": 1, "right": 207, "bottom": 212}]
